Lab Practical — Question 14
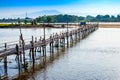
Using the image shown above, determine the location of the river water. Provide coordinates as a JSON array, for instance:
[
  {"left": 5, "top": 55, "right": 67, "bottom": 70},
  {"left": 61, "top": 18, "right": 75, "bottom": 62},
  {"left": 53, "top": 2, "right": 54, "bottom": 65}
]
[
  {"left": 0, "top": 28, "right": 67, "bottom": 43},
  {"left": 1, "top": 28, "right": 120, "bottom": 80}
]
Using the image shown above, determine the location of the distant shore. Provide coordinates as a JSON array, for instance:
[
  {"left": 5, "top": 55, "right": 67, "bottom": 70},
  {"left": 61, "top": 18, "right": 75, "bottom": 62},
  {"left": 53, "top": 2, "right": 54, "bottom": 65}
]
[
  {"left": 1, "top": 22, "right": 120, "bottom": 28},
  {"left": 0, "top": 23, "right": 77, "bottom": 28},
  {"left": 0, "top": 24, "right": 61, "bottom": 28},
  {"left": 99, "top": 22, "right": 120, "bottom": 28}
]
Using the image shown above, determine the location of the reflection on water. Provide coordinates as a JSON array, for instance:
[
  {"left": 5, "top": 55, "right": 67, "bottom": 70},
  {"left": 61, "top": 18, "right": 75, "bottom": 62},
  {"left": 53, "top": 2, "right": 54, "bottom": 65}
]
[
  {"left": 1, "top": 28, "right": 120, "bottom": 80},
  {"left": 28, "top": 28, "right": 120, "bottom": 80}
]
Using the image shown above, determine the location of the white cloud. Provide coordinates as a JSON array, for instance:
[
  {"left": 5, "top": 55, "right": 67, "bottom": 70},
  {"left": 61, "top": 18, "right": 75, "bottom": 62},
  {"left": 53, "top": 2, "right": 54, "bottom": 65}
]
[{"left": 0, "top": 3, "right": 120, "bottom": 18}]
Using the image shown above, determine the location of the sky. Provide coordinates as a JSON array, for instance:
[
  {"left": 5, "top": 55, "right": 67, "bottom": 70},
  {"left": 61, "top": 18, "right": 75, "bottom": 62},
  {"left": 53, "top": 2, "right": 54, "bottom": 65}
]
[{"left": 0, "top": 0, "right": 120, "bottom": 18}]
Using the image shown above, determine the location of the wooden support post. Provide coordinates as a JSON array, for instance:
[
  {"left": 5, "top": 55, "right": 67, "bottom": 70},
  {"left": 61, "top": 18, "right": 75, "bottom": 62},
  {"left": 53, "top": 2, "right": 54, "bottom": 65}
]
[
  {"left": 63, "top": 34, "right": 65, "bottom": 47},
  {"left": 52, "top": 41, "right": 54, "bottom": 53},
  {"left": 55, "top": 33, "right": 59, "bottom": 48},
  {"left": 76, "top": 30, "right": 77, "bottom": 41},
  {"left": 49, "top": 37, "right": 54, "bottom": 60},
  {"left": 88, "top": 27, "right": 89, "bottom": 34},
  {"left": 52, "top": 38, "right": 54, "bottom": 59},
  {"left": 84, "top": 28, "right": 85, "bottom": 38},
  {"left": 78, "top": 29, "right": 81, "bottom": 40},
  {"left": 44, "top": 46, "right": 46, "bottom": 57},
  {"left": 60, "top": 33, "right": 65, "bottom": 47},
  {"left": 31, "top": 36, "right": 35, "bottom": 66},
  {"left": 42, "top": 38, "right": 46, "bottom": 57},
  {"left": 22, "top": 40, "right": 26, "bottom": 71},
  {"left": 43, "top": 40, "right": 44, "bottom": 57},
  {"left": 19, "top": 51, "right": 22, "bottom": 69},
  {"left": 50, "top": 36, "right": 52, "bottom": 52},
  {"left": 66, "top": 31, "right": 69, "bottom": 48},
  {"left": 55, "top": 34, "right": 60, "bottom": 55},
  {"left": 4, "top": 43, "right": 8, "bottom": 78},
  {"left": 5, "top": 43, "right": 7, "bottom": 50},
  {"left": 40, "top": 37, "right": 41, "bottom": 53},
  {"left": 74, "top": 30, "right": 77, "bottom": 41},
  {"left": 38, "top": 36, "right": 42, "bottom": 53},
  {"left": 29, "top": 48, "right": 32, "bottom": 60},
  {"left": 16, "top": 44, "right": 21, "bottom": 75},
  {"left": 80, "top": 29, "right": 82, "bottom": 40},
  {"left": 4, "top": 56, "right": 7, "bottom": 78},
  {"left": 67, "top": 22, "right": 69, "bottom": 48},
  {"left": 19, "top": 35, "right": 22, "bottom": 47},
  {"left": 52, "top": 34, "right": 54, "bottom": 53},
  {"left": 70, "top": 31, "right": 73, "bottom": 44},
  {"left": 42, "top": 46, "right": 44, "bottom": 56},
  {"left": 49, "top": 43, "right": 52, "bottom": 58},
  {"left": 71, "top": 35, "right": 73, "bottom": 43},
  {"left": 73, "top": 30, "right": 75, "bottom": 41},
  {"left": 82, "top": 29, "right": 84, "bottom": 39},
  {"left": 49, "top": 35, "right": 52, "bottom": 57},
  {"left": 35, "top": 37, "right": 37, "bottom": 56}
]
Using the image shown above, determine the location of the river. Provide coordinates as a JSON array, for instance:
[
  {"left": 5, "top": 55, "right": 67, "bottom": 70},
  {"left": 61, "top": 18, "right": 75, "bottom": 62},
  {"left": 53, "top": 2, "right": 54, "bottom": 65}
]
[{"left": 1, "top": 28, "right": 120, "bottom": 80}]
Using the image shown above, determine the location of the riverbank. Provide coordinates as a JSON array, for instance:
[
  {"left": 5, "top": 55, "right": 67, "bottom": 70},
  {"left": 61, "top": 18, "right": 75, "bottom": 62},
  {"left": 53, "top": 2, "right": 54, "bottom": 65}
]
[
  {"left": 99, "top": 22, "right": 120, "bottom": 28},
  {"left": 0, "top": 24, "right": 60, "bottom": 28},
  {"left": 1, "top": 22, "right": 120, "bottom": 28},
  {"left": 0, "top": 24, "right": 40, "bottom": 28},
  {"left": 0, "top": 23, "right": 76, "bottom": 28}
]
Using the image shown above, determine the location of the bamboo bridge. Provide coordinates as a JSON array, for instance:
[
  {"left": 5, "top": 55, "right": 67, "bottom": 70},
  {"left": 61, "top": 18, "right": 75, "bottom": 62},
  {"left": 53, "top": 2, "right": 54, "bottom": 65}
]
[{"left": 0, "top": 23, "right": 98, "bottom": 79}]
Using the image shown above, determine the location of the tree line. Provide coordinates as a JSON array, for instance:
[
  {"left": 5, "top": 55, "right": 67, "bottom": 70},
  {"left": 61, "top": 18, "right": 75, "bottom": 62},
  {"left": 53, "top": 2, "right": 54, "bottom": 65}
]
[{"left": 0, "top": 14, "right": 120, "bottom": 23}]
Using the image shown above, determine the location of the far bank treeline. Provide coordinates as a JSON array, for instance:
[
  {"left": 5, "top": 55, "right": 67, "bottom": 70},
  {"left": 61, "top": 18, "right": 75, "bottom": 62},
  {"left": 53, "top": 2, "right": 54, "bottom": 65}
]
[{"left": 1, "top": 14, "right": 120, "bottom": 23}]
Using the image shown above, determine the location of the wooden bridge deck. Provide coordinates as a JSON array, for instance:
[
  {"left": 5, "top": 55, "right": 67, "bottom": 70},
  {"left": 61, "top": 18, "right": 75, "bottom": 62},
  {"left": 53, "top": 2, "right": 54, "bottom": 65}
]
[
  {"left": 0, "top": 24, "right": 99, "bottom": 79},
  {"left": 0, "top": 24, "right": 98, "bottom": 59}
]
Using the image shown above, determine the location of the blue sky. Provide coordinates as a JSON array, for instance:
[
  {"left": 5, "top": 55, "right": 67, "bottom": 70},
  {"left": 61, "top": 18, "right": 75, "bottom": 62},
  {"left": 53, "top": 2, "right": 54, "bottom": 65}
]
[
  {"left": 0, "top": 0, "right": 120, "bottom": 18},
  {"left": 0, "top": 0, "right": 78, "bottom": 7}
]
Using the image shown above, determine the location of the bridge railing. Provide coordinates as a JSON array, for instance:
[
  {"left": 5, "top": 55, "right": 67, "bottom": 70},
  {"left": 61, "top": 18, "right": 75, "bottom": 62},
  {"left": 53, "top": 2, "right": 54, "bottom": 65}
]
[
  {"left": 0, "top": 28, "right": 78, "bottom": 52},
  {"left": 0, "top": 32, "right": 58, "bottom": 53},
  {"left": 0, "top": 24, "right": 99, "bottom": 58}
]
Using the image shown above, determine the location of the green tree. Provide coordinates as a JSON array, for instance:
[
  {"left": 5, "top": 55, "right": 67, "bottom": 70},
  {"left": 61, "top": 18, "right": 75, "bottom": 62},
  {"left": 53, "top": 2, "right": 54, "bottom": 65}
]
[
  {"left": 36, "top": 16, "right": 42, "bottom": 23},
  {"left": 117, "top": 15, "right": 120, "bottom": 22},
  {"left": 31, "top": 19, "right": 37, "bottom": 25},
  {"left": 41, "top": 15, "right": 47, "bottom": 22},
  {"left": 110, "top": 15, "right": 116, "bottom": 22},
  {"left": 24, "top": 19, "right": 27, "bottom": 24},
  {"left": 46, "top": 16, "right": 53, "bottom": 24},
  {"left": 103, "top": 15, "right": 110, "bottom": 22},
  {"left": 78, "top": 16, "right": 85, "bottom": 21},
  {"left": 86, "top": 15, "right": 94, "bottom": 21},
  {"left": 17, "top": 18, "right": 21, "bottom": 25},
  {"left": 95, "top": 15, "right": 103, "bottom": 21}
]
